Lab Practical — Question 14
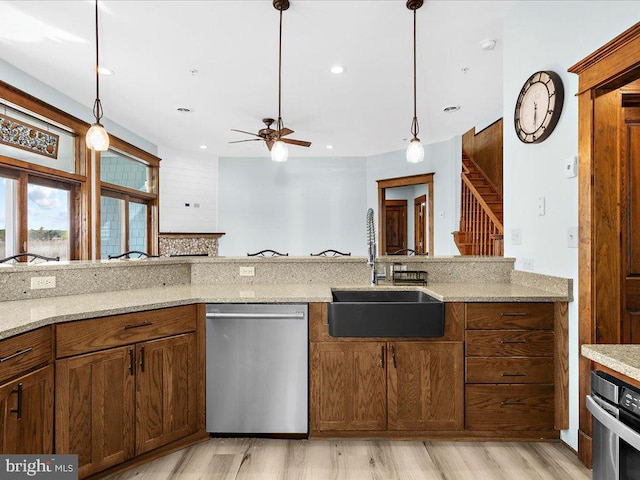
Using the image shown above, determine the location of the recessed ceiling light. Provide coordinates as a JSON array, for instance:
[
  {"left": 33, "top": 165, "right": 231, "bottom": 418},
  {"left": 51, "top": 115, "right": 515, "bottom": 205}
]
[
  {"left": 176, "top": 107, "right": 192, "bottom": 113},
  {"left": 330, "top": 65, "right": 346, "bottom": 74},
  {"left": 97, "top": 67, "right": 114, "bottom": 75},
  {"left": 480, "top": 39, "right": 497, "bottom": 51},
  {"left": 326, "top": 145, "right": 334, "bottom": 149},
  {"left": 443, "top": 105, "right": 461, "bottom": 113},
  {"left": 199, "top": 145, "right": 207, "bottom": 150}
]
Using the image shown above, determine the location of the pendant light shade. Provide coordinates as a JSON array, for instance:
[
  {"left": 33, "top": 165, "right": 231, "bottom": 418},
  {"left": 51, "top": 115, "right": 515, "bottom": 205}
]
[
  {"left": 271, "top": 140, "right": 289, "bottom": 162},
  {"left": 87, "top": 0, "right": 109, "bottom": 151},
  {"left": 406, "top": 0, "right": 424, "bottom": 163},
  {"left": 406, "top": 138, "right": 424, "bottom": 163},
  {"left": 86, "top": 123, "right": 109, "bottom": 151}
]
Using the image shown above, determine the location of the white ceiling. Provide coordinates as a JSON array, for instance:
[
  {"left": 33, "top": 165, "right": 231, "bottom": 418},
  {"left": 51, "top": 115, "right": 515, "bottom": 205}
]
[{"left": 0, "top": 0, "right": 512, "bottom": 158}]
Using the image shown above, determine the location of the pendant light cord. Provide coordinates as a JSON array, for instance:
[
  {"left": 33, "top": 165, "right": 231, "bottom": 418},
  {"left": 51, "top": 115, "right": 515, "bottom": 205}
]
[
  {"left": 410, "top": 7, "right": 419, "bottom": 140},
  {"left": 276, "top": 7, "right": 284, "bottom": 136},
  {"left": 93, "top": 0, "right": 104, "bottom": 124}
]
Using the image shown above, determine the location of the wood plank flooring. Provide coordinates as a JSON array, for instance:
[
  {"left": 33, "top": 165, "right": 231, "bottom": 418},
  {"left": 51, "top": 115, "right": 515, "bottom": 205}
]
[{"left": 105, "top": 438, "right": 591, "bottom": 480}]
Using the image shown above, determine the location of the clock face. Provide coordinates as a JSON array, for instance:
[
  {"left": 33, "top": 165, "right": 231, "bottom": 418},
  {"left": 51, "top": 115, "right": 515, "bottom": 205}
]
[{"left": 514, "top": 71, "right": 564, "bottom": 144}]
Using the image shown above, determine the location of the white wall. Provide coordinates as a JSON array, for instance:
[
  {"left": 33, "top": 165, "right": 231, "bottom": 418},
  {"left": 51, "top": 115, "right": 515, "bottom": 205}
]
[
  {"left": 503, "top": 0, "right": 640, "bottom": 449},
  {"left": 158, "top": 146, "right": 219, "bottom": 233},
  {"left": 0, "top": 58, "right": 155, "bottom": 154},
  {"left": 218, "top": 156, "right": 368, "bottom": 256},
  {"left": 366, "top": 138, "right": 461, "bottom": 256}
]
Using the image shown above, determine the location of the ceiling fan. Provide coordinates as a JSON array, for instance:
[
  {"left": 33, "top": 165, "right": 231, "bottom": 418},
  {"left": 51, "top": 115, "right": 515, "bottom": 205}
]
[
  {"left": 230, "top": 0, "right": 311, "bottom": 160},
  {"left": 230, "top": 118, "right": 311, "bottom": 152}
]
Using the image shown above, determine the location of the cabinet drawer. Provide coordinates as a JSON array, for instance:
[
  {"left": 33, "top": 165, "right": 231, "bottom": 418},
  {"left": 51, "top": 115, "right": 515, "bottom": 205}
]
[
  {"left": 466, "top": 303, "right": 554, "bottom": 330},
  {"left": 0, "top": 327, "right": 52, "bottom": 384},
  {"left": 465, "top": 357, "right": 554, "bottom": 384},
  {"left": 466, "top": 330, "right": 554, "bottom": 357},
  {"left": 465, "top": 384, "right": 554, "bottom": 431},
  {"left": 56, "top": 305, "right": 197, "bottom": 358}
]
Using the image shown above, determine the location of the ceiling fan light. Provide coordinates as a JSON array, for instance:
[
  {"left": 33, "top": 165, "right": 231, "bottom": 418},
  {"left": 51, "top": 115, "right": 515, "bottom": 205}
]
[
  {"left": 406, "top": 138, "right": 424, "bottom": 163},
  {"left": 86, "top": 123, "right": 110, "bottom": 151},
  {"left": 271, "top": 140, "right": 288, "bottom": 162}
]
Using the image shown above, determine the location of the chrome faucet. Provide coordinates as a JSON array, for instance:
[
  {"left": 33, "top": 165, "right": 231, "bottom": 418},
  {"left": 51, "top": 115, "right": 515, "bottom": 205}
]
[{"left": 366, "top": 208, "right": 385, "bottom": 285}]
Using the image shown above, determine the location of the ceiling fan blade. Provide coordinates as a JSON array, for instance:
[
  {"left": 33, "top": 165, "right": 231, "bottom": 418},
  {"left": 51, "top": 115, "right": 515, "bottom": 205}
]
[
  {"left": 231, "top": 129, "right": 263, "bottom": 138},
  {"left": 280, "top": 138, "right": 312, "bottom": 147},
  {"left": 279, "top": 128, "right": 294, "bottom": 137},
  {"left": 229, "top": 139, "right": 263, "bottom": 144}
]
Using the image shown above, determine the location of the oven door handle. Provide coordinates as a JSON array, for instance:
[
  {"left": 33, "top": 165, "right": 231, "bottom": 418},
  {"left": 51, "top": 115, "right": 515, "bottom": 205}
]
[{"left": 587, "top": 395, "right": 640, "bottom": 451}]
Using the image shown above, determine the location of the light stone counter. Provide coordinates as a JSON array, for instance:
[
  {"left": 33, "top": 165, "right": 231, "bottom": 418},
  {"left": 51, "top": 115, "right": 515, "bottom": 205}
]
[
  {"left": 582, "top": 344, "right": 640, "bottom": 383},
  {"left": 0, "top": 280, "right": 569, "bottom": 340}
]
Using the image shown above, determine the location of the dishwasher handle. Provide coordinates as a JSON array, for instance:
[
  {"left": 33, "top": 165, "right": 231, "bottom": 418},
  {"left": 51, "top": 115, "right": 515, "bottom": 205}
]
[
  {"left": 587, "top": 395, "right": 640, "bottom": 451},
  {"left": 206, "top": 312, "right": 305, "bottom": 320}
]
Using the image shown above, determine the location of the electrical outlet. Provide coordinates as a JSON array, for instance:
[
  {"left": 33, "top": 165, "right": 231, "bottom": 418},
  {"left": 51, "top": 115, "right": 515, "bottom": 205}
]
[
  {"left": 522, "top": 258, "right": 534, "bottom": 271},
  {"left": 30, "top": 276, "right": 56, "bottom": 289},
  {"left": 239, "top": 266, "right": 255, "bottom": 277}
]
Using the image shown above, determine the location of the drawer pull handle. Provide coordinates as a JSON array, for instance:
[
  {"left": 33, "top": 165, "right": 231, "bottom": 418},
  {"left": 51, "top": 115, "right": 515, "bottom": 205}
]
[
  {"left": 501, "top": 400, "right": 526, "bottom": 406},
  {"left": 500, "top": 339, "right": 527, "bottom": 344},
  {"left": 0, "top": 347, "right": 33, "bottom": 363},
  {"left": 501, "top": 312, "right": 527, "bottom": 317},
  {"left": 124, "top": 321, "right": 153, "bottom": 330},
  {"left": 128, "top": 349, "right": 134, "bottom": 375},
  {"left": 380, "top": 345, "right": 385, "bottom": 369},
  {"left": 501, "top": 372, "right": 526, "bottom": 377},
  {"left": 10, "top": 383, "right": 23, "bottom": 420},
  {"left": 391, "top": 344, "right": 397, "bottom": 369}
]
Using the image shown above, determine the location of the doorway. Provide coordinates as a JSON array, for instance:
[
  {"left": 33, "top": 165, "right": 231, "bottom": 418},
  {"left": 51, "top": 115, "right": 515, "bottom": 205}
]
[
  {"left": 377, "top": 173, "right": 434, "bottom": 256},
  {"left": 414, "top": 194, "right": 427, "bottom": 254}
]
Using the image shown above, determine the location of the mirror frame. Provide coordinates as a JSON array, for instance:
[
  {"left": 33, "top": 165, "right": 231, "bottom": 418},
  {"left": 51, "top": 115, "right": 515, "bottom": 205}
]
[{"left": 377, "top": 173, "right": 434, "bottom": 255}]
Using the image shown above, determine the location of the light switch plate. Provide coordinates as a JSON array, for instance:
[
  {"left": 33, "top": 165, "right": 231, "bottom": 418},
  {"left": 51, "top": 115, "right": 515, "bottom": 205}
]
[
  {"left": 565, "top": 156, "right": 577, "bottom": 178},
  {"left": 511, "top": 228, "right": 522, "bottom": 245},
  {"left": 537, "top": 196, "right": 546, "bottom": 216},
  {"left": 568, "top": 226, "right": 579, "bottom": 248}
]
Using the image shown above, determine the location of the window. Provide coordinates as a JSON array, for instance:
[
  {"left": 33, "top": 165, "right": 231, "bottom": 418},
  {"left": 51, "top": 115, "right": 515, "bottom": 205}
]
[
  {"left": 98, "top": 145, "right": 158, "bottom": 258},
  {"left": 0, "top": 176, "right": 17, "bottom": 259},
  {"left": 28, "top": 183, "right": 70, "bottom": 260}
]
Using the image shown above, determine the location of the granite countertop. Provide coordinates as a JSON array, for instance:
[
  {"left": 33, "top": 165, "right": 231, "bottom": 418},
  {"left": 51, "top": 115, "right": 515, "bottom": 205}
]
[
  {"left": 0, "top": 281, "right": 568, "bottom": 341},
  {"left": 582, "top": 344, "right": 640, "bottom": 382}
]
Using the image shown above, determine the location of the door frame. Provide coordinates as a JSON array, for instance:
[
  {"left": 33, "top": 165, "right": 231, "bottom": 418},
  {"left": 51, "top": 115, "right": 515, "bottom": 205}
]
[
  {"left": 414, "top": 194, "right": 427, "bottom": 254},
  {"left": 568, "top": 22, "right": 640, "bottom": 467},
  {"left": 377, "top": 173, "right": 434, "bottom": 256}
]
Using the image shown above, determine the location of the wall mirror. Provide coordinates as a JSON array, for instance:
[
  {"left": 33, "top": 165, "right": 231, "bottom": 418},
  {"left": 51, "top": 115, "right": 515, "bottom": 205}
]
[{"left": 377, "top": 173, "right": 434, "bottom": 255}]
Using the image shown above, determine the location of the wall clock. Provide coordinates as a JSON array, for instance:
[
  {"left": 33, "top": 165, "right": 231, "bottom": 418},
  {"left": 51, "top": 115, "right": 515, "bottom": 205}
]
[{"left": 514, "top": 70, "right": 564, "bottom": 144}]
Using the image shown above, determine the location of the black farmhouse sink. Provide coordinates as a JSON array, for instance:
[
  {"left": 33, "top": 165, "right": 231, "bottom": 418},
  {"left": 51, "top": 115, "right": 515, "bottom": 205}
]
[{"left": 328, "top": 290, "right": 444, "bottom": 338}]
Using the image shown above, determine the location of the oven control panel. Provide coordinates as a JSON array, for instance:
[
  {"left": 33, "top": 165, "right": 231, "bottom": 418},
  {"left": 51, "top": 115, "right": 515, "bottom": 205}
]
[{"left": 620, "top": 387, "right": 640, "bottom": 416}]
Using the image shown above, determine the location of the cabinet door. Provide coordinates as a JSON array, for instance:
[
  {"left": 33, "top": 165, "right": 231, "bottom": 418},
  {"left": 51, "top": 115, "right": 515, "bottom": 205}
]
[
  {"left": 56, "top": 347, "right": 135, "bottom": 479},
  {"left": 310, "top": 342, "right": 387, "bottom": 431},
  {"left": 136, "top": 333, "right": 197, "bottom": 454},
  {"left": 387, "top": 342, "right": 463, "bottom": 431},
  {"left": 0, "top": 365, "right": 53, "bottom": 454}
]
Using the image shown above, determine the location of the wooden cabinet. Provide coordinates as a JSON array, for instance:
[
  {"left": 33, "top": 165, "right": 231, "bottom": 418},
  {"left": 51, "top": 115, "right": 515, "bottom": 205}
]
[
  {"left": 388, "top": 342, "right": 463, "bottom": 431},
  {"left": 0, "top": 326, "right": 54, "bottom": 455},
  {"left": 55, "top": 305, "right": 201, "bottom": 479},
  {"left": 0, "top": 365, "right": 54, "bottom": 454},
  {"left": 56, "top": 347, "right": 135, "bottom": 478},
  {"left": 465, "top": 302, "right": 557, "bottom": 434},
  {"left": 310, "top": 342, "right": 387, "bottom": 431},
  {"left": 136, "top": 334, "right": 197, "bottom": 454},
  {"left": 309, "top": 302, "right": 465, "bottom": 435}
]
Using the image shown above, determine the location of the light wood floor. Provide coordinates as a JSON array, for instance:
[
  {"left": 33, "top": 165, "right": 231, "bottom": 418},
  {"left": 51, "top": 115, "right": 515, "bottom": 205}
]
[{"left": 105, "top": 438, "right": 591, "bottom": 480}]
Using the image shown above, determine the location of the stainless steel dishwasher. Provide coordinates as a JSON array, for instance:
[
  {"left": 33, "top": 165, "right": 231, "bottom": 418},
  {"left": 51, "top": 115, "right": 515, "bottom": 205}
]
[{"left": 205, "top": 303, "right": 308, "bottom": 435}]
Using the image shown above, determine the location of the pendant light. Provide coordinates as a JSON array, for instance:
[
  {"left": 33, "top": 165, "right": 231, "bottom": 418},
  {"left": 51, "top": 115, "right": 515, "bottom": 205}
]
[
  {"left": 406, "top": 0, "right": 424, "bottom": 163},
  {"left": 86, "top": 0, "right": 109, "bottom": 151},
  {"left": 271, "top": 0, "right": 289, "bottom": 162}
]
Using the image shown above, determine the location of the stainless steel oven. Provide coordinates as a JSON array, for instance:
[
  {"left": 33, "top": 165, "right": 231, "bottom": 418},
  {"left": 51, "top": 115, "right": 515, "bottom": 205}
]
[{"left": 588, "top": 370, "right": 640, "bottom": 480}]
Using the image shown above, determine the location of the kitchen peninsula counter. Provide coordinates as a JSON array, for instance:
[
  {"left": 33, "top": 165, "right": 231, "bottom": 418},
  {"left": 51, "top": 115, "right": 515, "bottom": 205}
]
[{"left": 0, "top": 280, "right": 569, "bottom": 340}]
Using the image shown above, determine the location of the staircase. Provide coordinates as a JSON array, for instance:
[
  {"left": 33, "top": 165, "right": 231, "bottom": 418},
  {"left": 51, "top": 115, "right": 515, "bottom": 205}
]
[{"left": 453, "top": 151, "right": 504, "bottom": 256}]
